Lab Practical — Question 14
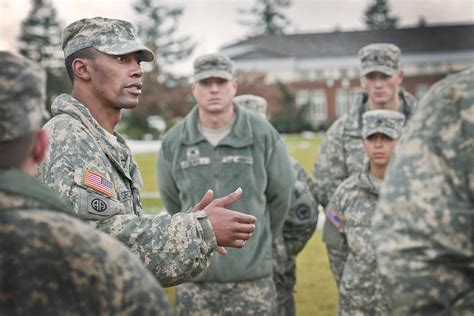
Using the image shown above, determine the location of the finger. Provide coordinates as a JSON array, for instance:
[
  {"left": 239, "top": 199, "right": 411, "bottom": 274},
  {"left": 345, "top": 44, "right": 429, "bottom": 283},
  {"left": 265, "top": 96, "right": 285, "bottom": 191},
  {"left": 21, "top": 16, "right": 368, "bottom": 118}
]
[
  {"left": 233, "top": 232, "right": 253, "bottom": 241},
  {"left": 192, "top": 190, "right": 214, "bottom": 212},
  {"left": 237, "top": 214, "right": 257, "bottom": 224},
  {"left": 235, "top": 223, "right": 256, "bottom": 234},
  {"left": 228, "top": 239, "right": 247, "bottom": 248},
  {"left": 210, "top": 187, "right": 242, "bottom": 208},
  {"left": 216, "top": 246, "right": 227, "bottom": 255}
]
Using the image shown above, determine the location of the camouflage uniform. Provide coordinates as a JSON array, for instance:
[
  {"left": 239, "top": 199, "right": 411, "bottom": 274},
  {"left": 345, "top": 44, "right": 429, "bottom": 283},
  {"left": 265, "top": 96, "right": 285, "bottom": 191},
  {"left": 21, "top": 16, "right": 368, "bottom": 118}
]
[
  {"left": 0, "top": 51, "right": 172, "bottom": 315},
  {"left": 373, "top": 67, "right": 474, "bottom": 315},
  {"left": 315, "top": 43, "right": 416, "bottom": 295},
  {"left": 326, "top": 110, "right": 405, "bottom": 315},
  {"left": 158, "top": 55, "right": 294, "bottom": 315},
  {"left": 235, "top": 94, "right": 319, "bottom": 316},
  {"left": 36, "top": 17, "right": 218, "bottom": 287}
]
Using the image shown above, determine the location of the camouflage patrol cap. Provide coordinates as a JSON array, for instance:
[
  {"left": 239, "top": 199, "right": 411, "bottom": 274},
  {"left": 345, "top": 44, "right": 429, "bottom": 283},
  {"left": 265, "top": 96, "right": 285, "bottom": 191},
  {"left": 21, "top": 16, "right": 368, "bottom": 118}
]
[
  {"left": 359, "top": 43, "right": 401, "bottom": 76},
  {"left": 194, "top": 53, "right": 234, "bottom": 82},
  {"left": 0, "top": 51, "right": 45, "bottom": 142},
  {"left": 362, "top": 109, "right": 405, "bottom": 139},
  {"left": 234, "top": 94, "right": 267, "bottom": 118},
  {"left": 62, "top": 17, "right": 154, "bottom": 62}
]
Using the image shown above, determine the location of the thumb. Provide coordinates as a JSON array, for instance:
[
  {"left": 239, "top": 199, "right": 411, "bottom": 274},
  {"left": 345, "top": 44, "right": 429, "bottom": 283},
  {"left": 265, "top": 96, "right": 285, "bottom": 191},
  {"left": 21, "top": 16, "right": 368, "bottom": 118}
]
[
  {"left": 211, "top": 187, "right": 242, "bottom": 208},
  {"left": 192, "top": 190, "right": 214, "bottom": 212}
]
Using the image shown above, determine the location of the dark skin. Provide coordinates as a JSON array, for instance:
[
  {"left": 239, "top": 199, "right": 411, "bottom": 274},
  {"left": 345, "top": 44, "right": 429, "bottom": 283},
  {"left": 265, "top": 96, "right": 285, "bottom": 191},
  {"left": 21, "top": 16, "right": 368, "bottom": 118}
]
[{"left": 69, "top": 49, "right": 256, "bottom": 254}]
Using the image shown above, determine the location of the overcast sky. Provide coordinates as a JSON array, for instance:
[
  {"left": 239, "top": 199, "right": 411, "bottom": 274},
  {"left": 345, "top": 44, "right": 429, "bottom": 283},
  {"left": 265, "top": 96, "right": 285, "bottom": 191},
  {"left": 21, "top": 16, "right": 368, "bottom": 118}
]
[{"left": 1, "top": 0, "right": 473, "bottom": 75}]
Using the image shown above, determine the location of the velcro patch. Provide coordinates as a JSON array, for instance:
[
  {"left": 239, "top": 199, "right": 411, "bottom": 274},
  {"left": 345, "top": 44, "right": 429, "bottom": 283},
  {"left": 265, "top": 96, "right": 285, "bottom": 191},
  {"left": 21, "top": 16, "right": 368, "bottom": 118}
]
[
  {"left": 84, "top": 170, "right": 114, "bottom": 197},
  {"left": 326, "top": 208, "right": 344, "bottom": 229}
]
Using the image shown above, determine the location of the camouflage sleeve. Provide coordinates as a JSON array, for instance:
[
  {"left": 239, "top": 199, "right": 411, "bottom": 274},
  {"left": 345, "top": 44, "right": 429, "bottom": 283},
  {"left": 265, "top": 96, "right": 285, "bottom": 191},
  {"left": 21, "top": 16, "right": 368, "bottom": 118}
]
[
  {"left": 39, "top": 154, "right": 217, "bottom": 287},
  {"left": 313, "top": 119, "right": 348, "bottom": 208},
  {"left": 157, "top": 146, "right": 183, "bottom": 214},
  {"left": 5, "top": 211, "right": 172, "bottom": 315},
  {"left": 266, "top": 138, "right": 295, "bottom": 240},
  {"left": 282, "top": 160, "right": 319, "bottom": 256},
  {"left": 322, "top": 184, "right": 349, "bottom": 290},
  {"left": 373, "top": 68, "right": 474, "bottom": 315}
]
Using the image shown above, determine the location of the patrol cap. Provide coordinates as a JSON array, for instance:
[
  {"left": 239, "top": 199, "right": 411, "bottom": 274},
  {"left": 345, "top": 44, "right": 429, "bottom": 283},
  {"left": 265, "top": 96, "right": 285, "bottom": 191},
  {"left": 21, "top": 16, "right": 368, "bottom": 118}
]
[
  {"left": 359, "top": 43, "right": 400, "bottom": 76},
  {"left": 194, "top": 53, "right": 234, "bottom": 82},
  {"left": 234, "top": 94, "right": 267, "bottom": 118},
  {"left": 0, "top": 51, "right": 46, "bottom": 142},
  {"left": 62, "top": 17, "right": 154, "bottom": 62},
  {"left": 362, "top": 109, "right": 405, "bottom": 139}
]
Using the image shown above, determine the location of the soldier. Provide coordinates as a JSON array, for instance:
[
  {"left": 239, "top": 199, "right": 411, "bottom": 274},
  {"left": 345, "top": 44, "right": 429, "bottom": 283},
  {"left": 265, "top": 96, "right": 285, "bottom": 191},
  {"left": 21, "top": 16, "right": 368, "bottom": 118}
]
[
  {"left": 373, "top": 67, "right": 474, "bottom": 314},
  {"left": 0, "top": 51, "right": 172, "bottom": 315},
  {"left": 314, "top": 43, "right": 416, "bottom": 300},
  {"left": 157, "top": 55, "right": 294, "bottom": 315},
  {"left": 326, "top": 109, "right": 405, "bottom": 315},
  {"left": 36, "top": 17, "right": 257, "bottom": 287},
  {"left": 234, "top": 94, "right": 319, "bottom": 316}
]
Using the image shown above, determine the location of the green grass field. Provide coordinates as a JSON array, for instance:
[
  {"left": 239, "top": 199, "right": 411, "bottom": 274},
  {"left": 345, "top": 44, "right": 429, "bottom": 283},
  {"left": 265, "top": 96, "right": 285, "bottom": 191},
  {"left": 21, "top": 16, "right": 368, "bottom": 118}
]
[{"left": 134, "top": 133, "right": 338, "bottom": 315}]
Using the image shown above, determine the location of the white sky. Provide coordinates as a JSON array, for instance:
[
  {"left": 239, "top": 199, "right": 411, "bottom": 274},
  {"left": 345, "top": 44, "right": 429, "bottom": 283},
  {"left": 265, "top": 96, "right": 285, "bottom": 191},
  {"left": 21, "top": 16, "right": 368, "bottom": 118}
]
[{"left": 1, "top": 0, "right": 473, "bottom": 75}]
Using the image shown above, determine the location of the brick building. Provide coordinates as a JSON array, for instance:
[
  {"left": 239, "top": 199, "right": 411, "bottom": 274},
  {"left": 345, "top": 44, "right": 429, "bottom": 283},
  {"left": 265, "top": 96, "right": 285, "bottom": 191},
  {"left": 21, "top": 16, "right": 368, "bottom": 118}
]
[{"left": 221, "top": 24, "right": 474, "bottom": 127}]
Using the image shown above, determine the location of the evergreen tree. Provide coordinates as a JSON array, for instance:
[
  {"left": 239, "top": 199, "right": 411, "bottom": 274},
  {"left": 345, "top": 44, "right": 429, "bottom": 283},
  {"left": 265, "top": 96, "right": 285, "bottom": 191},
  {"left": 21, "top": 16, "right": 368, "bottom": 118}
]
[
  {"left": 364, "top": 0, "right": 399, "bottom": 30},
  {"left": 133, "top": 0, "right": 195, "bottom": 69},
  {"left": 239, "top": 0, "right": 292, "bottom": 36},
  {"left": 18, "top": 0, "right": 70, "bottom": 112}
]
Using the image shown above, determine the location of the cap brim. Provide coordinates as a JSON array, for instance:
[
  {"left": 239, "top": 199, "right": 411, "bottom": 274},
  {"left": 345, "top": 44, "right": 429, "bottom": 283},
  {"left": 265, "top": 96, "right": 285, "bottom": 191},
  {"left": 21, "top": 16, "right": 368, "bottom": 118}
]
[
  {"left": 194, "top": 70, "right": 233, "bottom": 82},
  {"left": 361, "top": 66, "right": 396, "bottom": 76},
  {"left": 94, "top": 41, "right": 155, "bottom": 62},
  {"left": 363, "top": 127, "right": 399, "bottom": 139}
]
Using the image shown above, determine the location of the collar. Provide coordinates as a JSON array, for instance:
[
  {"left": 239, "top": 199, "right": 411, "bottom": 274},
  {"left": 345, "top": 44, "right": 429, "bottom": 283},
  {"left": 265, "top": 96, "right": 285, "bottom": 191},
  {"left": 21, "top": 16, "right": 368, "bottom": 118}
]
[{"left": 180, "top": 104, "right": 254, "bottom": 148}]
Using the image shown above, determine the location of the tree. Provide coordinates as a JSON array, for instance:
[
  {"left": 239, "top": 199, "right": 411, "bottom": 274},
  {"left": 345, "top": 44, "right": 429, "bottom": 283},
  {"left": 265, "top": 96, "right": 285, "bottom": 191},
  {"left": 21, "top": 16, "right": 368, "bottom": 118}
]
[
  {"left": 18, "top": 0, "right": 70, "bottom": 112},
  {"left": 133, "top": 0, "right": 195, "bottom": 69},
  {"left": 239, "top": 0, "right": 292, "bottom": 36},
  {"left": 363, "top": 0, "right": 399, "bottom": 30}
]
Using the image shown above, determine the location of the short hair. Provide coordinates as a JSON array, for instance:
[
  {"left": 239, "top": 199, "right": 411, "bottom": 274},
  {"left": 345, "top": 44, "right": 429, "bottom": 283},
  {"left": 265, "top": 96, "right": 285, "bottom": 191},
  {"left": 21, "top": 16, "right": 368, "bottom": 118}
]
[
  {"left": 0, "top": 132, "right": 35, "bottom": 169},
  {"left": 65, "top": 47, "right": 96, "bottom": 83}
]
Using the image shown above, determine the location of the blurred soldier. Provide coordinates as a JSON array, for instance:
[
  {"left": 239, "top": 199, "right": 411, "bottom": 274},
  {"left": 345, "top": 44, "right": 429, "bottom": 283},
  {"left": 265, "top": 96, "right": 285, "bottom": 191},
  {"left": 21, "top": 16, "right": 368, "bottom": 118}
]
[
  {"left": 373, "top": 67, "right": 474, "bottom": 314},
  {"left": 36, "top": 17, "right": 257, "bottom": 287},
  {"left": 326, "top": 110, "right": 405, "bottom": 315},
  {"left": 234, "top": 94, "right": 319, "bottom": 316},
  {"left": 314, "top": 43, "right": 416, "bottom": 298},
  {"left": 157, "top": 55, "right": 294, "bottom": 315},
  {"left": 0, "top": 51, "right": 172, "bottom": 315}
]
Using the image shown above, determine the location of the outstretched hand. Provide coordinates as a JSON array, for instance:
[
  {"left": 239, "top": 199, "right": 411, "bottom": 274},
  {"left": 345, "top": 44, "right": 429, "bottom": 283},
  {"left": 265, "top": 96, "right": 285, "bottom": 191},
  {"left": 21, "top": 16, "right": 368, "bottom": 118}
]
[{"left": 192, "top": 188, "right": 256, "bottom": 255}]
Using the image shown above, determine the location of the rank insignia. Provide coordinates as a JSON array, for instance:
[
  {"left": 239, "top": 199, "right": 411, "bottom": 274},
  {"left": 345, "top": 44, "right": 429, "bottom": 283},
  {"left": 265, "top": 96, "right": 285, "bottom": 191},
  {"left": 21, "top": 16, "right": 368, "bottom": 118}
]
[{"left": 84, "top": 170, "right": 114, "bottom": 197}]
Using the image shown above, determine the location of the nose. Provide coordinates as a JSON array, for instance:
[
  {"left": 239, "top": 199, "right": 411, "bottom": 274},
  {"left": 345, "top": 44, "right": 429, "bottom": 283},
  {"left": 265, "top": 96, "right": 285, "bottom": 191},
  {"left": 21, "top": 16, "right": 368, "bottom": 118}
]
[
  {"left": 130, "top": 56, "right": 144, "bottom": 78},
  {"left": 209, "top": 81, "right": 219, "bottom": 92}
]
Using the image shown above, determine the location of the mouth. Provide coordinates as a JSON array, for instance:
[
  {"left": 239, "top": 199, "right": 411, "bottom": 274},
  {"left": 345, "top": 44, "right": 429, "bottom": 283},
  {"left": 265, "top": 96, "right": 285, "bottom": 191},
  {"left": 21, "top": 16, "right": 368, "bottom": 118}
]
[{"left": 125, "top": 83, "right": 143, "bottom": 95}]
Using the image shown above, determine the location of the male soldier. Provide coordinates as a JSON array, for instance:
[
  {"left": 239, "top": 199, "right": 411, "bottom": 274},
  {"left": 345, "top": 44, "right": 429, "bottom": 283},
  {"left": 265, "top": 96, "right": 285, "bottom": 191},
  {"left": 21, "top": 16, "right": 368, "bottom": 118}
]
[
  {"left": 313, "top": 43, "right": 417, "bottom": 294},
  {"left": 157, "top": 55, "right": 294, "bottom": 314},
  {"left": 0, "top": 51, "right": 172, "bottom": 315},
  {"left": 234, "top": 94, "right": 319, "bottom": 316},
  {"left": 373, "top": 67, "right": 474, "bottom": 314},
  {"left": 37, "top": 17, "right": 257, "bottom": 287},
  {"left": 326, "top": 110, "right": 405, "bottom": 315}
]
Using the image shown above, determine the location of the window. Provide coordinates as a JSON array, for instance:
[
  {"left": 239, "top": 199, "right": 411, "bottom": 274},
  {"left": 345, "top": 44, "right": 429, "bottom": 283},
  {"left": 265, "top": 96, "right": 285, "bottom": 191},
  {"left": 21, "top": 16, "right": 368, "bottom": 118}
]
[
  {"left": 296, "top": 89, "right": 328, "bottom": 122},
  {"left": 415, "top": 84, "right": 430, "bottom": 99}
]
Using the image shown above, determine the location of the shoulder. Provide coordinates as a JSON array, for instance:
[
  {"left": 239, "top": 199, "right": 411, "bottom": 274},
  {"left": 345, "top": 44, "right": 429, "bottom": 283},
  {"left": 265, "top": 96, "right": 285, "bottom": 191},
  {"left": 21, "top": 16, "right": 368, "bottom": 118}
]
[{"left": 332, "top": 174, "right": 359, "bottom": 199}]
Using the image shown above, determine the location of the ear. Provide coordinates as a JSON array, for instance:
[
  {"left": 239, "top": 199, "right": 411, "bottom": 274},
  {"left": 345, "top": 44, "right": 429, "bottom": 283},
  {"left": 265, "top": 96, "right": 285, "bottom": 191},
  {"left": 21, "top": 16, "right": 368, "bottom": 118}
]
[
  {"left": 396, "top": 69, "right": 404, "bottom": 84},
  {"left": 231, "top": 79, "right": 238, "bottom": 96},
  {"left": 72, "top": 58, "right": 92, "bottom": 81},
  {"left": 191, "top": 82, "right": 196, "bottom": 96},
  {"left": 32, "top": 129, "right": 48, "bottom": 164},
  {"left": 360, "top": 77, "right": 366, "bottom": 89}
]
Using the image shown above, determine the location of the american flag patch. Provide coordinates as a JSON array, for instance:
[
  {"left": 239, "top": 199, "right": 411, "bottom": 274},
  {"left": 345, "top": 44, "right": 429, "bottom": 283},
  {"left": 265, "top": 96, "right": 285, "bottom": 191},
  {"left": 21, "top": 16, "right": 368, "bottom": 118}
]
[
  {"left": 326, "top": 208, "right": 343, "bottom": 229},
  {"left": 84, "top": 170, "right": 114, "bottom": 197}
]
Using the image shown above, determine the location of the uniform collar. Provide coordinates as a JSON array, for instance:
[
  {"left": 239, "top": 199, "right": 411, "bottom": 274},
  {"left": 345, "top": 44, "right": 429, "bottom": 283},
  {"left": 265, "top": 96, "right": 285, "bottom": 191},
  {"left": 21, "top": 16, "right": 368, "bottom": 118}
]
[{"left": 180, "top": 104, "right": 253, "bottom": 148}]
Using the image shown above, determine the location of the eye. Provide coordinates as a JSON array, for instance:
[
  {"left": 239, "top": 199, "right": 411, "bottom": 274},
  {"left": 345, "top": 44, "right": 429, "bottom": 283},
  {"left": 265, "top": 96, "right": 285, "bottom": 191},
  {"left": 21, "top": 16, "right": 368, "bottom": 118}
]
[{"left": 115, "top": 55, "right": 128, "bottom": 62}]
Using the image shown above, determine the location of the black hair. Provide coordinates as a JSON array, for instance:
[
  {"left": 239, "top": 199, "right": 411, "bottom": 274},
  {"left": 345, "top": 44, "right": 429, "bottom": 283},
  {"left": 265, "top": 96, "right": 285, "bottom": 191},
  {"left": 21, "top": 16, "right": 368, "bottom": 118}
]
[{"left": 65, "top": 47, "right": 96, "bottom": 83}]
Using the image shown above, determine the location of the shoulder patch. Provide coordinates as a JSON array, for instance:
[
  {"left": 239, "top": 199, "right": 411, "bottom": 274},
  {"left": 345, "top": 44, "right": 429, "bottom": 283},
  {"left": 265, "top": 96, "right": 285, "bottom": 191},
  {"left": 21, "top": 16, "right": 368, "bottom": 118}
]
[
  {"left": 326, "top": 208, "right": 344, "bottom": 229},
  {"left": 84, "top": 170, "right": 114, "bottom": 197},
  {"left": 295, "top": 204, "right": 311, "bottom": 220}
]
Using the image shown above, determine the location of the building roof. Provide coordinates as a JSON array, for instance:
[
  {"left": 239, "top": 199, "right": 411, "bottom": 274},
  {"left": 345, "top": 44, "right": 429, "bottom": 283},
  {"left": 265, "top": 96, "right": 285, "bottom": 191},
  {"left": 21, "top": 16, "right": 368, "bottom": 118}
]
[{"left": 222, "top": 24, "right": 474, "bottom": 60}]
